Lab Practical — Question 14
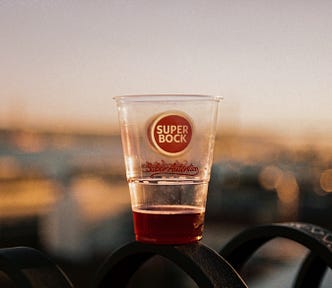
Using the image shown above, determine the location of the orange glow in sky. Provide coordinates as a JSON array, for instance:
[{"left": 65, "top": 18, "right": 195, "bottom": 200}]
[{"left": 1, "top": 1, "right": 332, "bottom": 139}]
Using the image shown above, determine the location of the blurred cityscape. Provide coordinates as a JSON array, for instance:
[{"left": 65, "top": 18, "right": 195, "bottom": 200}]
[{"left": 0, "top": 127, "right": 332, "bottom": 287}]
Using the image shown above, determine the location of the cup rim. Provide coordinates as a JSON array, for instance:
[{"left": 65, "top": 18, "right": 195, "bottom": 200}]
[{"left": 113, "top": 94, "right": 223, "bottom": 103}]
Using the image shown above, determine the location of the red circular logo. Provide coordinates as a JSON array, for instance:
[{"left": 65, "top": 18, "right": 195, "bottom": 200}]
[{"left": 147, "top": 112, "right": 193, "bottom": 156}]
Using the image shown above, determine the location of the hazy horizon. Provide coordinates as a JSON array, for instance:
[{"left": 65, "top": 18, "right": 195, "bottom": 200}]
[{"left": 1, "top": 1, "right": 332, "bottom": 142}]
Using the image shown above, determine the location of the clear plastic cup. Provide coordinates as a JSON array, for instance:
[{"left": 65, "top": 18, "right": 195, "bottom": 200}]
[{"left": 114, "top": 94, "right": 222, "bottom": 244}]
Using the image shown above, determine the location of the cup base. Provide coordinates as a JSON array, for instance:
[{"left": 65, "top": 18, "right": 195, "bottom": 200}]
[{"left": 135, "top": 235, "right": 202, "bottom": 245}]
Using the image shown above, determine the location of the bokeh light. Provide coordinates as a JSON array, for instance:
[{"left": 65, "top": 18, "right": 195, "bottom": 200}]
[
  {"left": 275, "top": 172, "right": 299, "bottom": 205},
  {"left": 320, "top": 169, "right": 332, "bottom": 193},
  {"left": 259, "top": 165, "right": 283, "bottom": 191}
]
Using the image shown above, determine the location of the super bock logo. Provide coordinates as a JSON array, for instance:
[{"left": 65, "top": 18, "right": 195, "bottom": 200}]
[{"left": 147, "top": 111, "right": 193, "bottom": 156}]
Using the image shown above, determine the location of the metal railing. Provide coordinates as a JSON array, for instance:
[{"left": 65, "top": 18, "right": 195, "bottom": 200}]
[{"left": 1, "top": 222, "right": 331, "bottom": 287}]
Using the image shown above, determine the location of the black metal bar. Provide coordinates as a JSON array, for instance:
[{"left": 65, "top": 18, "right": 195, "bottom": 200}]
[
  {"left": 219, "top": 222, "right": 332, "bottom": 288},
  {"left": 95, "top": 241, "right": 248, "bottom": 288},
  {"left": 293, "top": 252, "right": 328, "bottom": 288},
  {"left": 0, "top": 222, "right": 331, "bottom": 287},
  {"left": 0, "top": 246, "right": 74, "bottom": 288}
]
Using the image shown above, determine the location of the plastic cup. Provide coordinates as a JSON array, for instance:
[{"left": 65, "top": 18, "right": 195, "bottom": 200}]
[{"left": 114, "top": 94, "right": 222, "bottom": 244}]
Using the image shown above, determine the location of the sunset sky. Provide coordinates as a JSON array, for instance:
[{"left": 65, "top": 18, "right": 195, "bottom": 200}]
[{"left": 1, "top": 1, "right": 332, "bottom": 139}]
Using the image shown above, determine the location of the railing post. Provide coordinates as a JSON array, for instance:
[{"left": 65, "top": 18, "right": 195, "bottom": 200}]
[
  {"left": 0, "top": 247, "right": 74, "bottom": 288},
  {"left": 0, "top": 222, "right": 331, "bottom": 287},
  {"left": 219, "top": 222, "right": 332, "bottom": 288},
  {"left": 94, "top": 241, "right": 248, "bottom": 288}
]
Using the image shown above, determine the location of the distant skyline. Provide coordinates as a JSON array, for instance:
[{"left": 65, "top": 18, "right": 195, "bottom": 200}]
[{"left": 1, "top": 1, "right": 332, "bottom": 140}]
